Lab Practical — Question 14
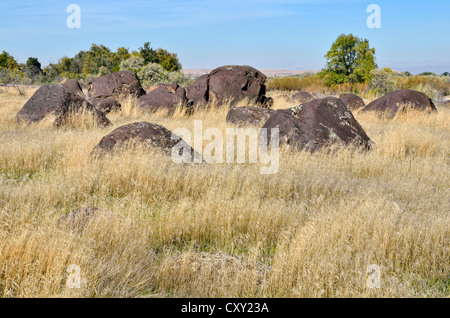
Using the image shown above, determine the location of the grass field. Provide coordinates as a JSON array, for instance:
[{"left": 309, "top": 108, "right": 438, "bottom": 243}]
[{"left": 0, "top": 86, "right": 448, "bottom": 297}]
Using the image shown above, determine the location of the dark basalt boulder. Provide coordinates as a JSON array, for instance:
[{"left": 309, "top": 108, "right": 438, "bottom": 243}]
[
  {"left": 185, "top": 74, "right": 210, "bottom": 108},
  {"left": 88, "top": 70, "right": 145, "bottom": 100},
  {"left": 91, "top": 121, "right": 203, "bottom": 162},
  {"left": 137, "top": 83, "right": 192, "bottom": 115},
  {"left": 87, "top": 97, "right": 121, "bottom": 114},
  {"left": 16, "top": 84, "right": 111, "bottom": 127},
  {"left": 361, "top": 89, "right": 437, "bottom": 117},
  {"left": 261, "top": 97, "right": 372, "bottom": 152},
  {"left": 339, "top": 93, "right": 365, "bottom": 110},
  {"left": 61, "top": 79, "right": 85, "bottom": 96},
  {"left": 185, "top": 65, "right": 269, "bottom": 108},
  {"left": 226, "top": 106, "right": 275, "bottom": 127}
]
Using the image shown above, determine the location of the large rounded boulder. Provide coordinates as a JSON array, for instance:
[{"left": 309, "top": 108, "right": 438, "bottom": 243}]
[
  {"left": 261, "top": 97, "right": 372, "bottom": 152},
  {"left": 361, "top": 89, "right": 437, "bottom": 117},
  {"left": 87, "top": 71, "right": 145, "bottom": 112},
  {"left": 186, "top": 65, "right": 270, "bottom": 108},
  {"left": 339, "top": 93, "right": 365, "bottom": 110},
  {"left": 91, "top": 121, "right": 203, "bottom": 163},
  {"left": 16, "top": 84, "right": 111, "bottom": 127},
  {"left": 137, "top": 83, "right": 192, "bottom": 115}
]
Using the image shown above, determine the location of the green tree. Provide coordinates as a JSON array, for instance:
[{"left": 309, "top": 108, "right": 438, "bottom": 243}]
[
  {"left": 82, "top": 44, "right": 120, "bottom": 75},
  {"left": 0, "top": 51, "right": 19, "bottom": 70},
  {"left": 155, "top": 48, "right": 181, "bottom": 72},
  {"left": 320, "top": 34, "right": 376, "bottom": 85},
  {"left": 116, "top": 47, "right": 131, "bottom": 61},
  {"left": 419, "top": 71, "right": 435, "bottom": 76},
  {"left": 25, "top": 57, "right": 42, "bottom": 80},
  {"left": 138, "top": 42, "right": 157, "bottom": 65},
  {"left": 138, "top": 42, "right": 181, "bottom": 72}
]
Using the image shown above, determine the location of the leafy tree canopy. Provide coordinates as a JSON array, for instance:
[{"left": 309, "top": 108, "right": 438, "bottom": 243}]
[
  {"left": 0, "top": 51, "right": 19, "bottom": 70},
  {"left": 320, "top": 34, "right": 376, "bottom": 85}
]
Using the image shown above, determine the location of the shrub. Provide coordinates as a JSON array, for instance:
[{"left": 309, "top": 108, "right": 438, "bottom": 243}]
[
  {"left": 266, "top": 75, "right": 326, "bottom": 92},
  {"left": 137, "top": 63, "right": 193, "bottom": 87},
  {"left": 368, "top": 69, "right": 396, "bottom": 95},
  {"left": 97, "top": 66, "right": 109, "bottom": 77},
  {"left": 137, "top": 63, "right": 166, "bottom": 87},
  {"left": 395, "top": 75, "right": 450, "bottom": 96},
  {"left": 120, "top": 56, "right": 145, "bottom": 73}
]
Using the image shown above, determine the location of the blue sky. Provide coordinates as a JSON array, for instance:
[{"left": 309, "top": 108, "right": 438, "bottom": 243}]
[{"left": 1, "top": 0, "right": 449, "bottom": 73}]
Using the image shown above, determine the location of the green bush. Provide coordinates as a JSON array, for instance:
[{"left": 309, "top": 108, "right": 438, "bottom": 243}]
[
  {"left": 368, "top": 69, "right": 396, "bottom": 95},
  {"left": 120, "top": 56, "right": 145, "bottom": 73},
  {"left": 137, "top": 63, "right": 192, "bottom": 87}
]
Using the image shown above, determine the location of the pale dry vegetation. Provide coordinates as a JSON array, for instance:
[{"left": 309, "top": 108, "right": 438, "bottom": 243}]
[{"left": 0, "top": 86, "right": 448, "bottom": 298}]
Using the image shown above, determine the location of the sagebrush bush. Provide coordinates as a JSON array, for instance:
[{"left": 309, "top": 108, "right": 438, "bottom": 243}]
[
  {"left": 137, "top": 63, "right": 193, "bottom": 88},
  {"left": 119, "top": 56, "right": 145, "bottom": 74},
  {"left": 368, "top": 69, "right": 397, "bottom": 96}
]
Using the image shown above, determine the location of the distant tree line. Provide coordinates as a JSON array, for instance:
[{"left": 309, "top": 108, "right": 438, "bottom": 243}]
[{"left": 0, "top": 42, "right": 187, "bottom": 86}]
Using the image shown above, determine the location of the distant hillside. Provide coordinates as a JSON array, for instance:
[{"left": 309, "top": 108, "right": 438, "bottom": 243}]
[{"left": 183, "top": 68, "right": 319, "bottom": 78}]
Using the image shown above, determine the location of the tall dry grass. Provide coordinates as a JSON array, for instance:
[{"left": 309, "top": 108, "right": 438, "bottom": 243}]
[{"left": 0, "top": 86, "right": 448, "bottom": 297}]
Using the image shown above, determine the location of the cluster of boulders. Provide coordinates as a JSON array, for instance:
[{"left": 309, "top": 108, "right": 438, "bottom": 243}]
[
  {"left": 227, "top": 96, "right": 372, "bottom": 152},
  {"left": 16, "top": 65, "right": 439, "bottom": 158},
  {"left": 224, "top": 89, "right": 438, "bottom": 153},
  {"left": 137, "top": 65, "right": 273, "bottom": 114},
  {"left": 16, "top": 70, "right": 146, "bottom": 126}
]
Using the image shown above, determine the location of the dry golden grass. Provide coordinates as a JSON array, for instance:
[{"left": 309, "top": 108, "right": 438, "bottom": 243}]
[{"left": 0, "top": 86, "right": 448, "bottom": 298}]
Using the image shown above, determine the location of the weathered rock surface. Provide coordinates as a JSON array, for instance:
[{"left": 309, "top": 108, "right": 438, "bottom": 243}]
[
  {"left": 261, "top": 97, "right": 372, "bottom": 152},
  {"left": 226, "top": 106, "right": 275, "bottom": 127},
  {"left": 185, "top": 65, "right": 270, "bottom": 108},
  {"left": 361, "top": 89, "right": 437, "bottom": 117},
  {"left": 16, "top": 84, "right": 111, "bottom": 127},
  {"left": 61, "top": 79, "right": 84, "bottom": 96},
  {"left": 87, "top": 71, "right": 145, "bottom": 113},
  {"left": 339, "top": 93, "right": 365, "bottom": 110},
  {"left": 91, "top": 121, "right": 203, "bottom": 162},
  {"left": 88, "top": 70, "right": 145, "bottom": 100},
  {"left": 137, "top": 83, "right": 192, "bottom": 115}
]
